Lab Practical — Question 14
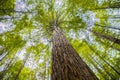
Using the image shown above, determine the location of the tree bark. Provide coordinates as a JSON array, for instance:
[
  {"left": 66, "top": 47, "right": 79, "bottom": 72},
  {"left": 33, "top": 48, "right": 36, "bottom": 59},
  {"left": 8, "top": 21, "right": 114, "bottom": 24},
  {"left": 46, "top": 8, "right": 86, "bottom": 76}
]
[{"left": 51, "top": 26, "right": 98, "bottom": 80}]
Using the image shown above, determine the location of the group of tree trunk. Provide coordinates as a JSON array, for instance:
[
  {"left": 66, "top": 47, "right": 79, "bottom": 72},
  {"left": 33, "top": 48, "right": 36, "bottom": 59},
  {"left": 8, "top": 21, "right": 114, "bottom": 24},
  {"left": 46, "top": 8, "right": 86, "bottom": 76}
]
[{"left": 0, "top": 0, "right": 120, "bottom": 80}]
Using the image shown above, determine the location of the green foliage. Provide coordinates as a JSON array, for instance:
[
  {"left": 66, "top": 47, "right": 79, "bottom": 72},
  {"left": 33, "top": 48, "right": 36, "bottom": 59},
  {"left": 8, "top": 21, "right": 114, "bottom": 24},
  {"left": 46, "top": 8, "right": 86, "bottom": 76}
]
[
  {"left": 14, "top": 15, "right": 36, "bottom": 33},
  {"left": 0, "top": 0, "right": 15, "bottom": 16},
  {"left": 0, "top": 0, "right": 120, "bottom": 80},
  {"left": 19, "top": 67, "right": 34, "bottom": 80},
  {"left": 2, "top": 60, "right": 22, "bottom": 80}
]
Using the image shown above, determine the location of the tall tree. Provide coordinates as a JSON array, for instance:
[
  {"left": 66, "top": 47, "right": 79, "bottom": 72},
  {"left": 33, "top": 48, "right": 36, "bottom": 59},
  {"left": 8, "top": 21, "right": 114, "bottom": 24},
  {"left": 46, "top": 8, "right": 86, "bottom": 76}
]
[
  {"left": 52, "top": 26, "right": 98, "bottom": 80},
  {"left": 0, "top": 0, "right": 120, "bottom": 80}
]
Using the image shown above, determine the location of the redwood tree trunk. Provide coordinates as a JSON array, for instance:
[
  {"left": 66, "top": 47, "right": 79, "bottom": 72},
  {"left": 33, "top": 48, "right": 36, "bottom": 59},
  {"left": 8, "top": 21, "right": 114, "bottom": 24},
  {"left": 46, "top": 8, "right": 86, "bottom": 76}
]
[{"left": 51, "top": 26, "right": 98, "bottom": 80}]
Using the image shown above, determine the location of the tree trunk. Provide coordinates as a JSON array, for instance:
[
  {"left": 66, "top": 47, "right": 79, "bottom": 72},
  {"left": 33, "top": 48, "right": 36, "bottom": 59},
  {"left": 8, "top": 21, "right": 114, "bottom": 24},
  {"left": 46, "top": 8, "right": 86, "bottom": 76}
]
[
  {"left": 51, "top": 26, "right": 98, "bottom": 80},
  {"left": 90, "top": 6, "right": 120, "bottom": 10},
  {"left": 14, "top": 53, "right": 30, "bottom": 80},
  {"left": 88, "top": 45, "right": 120, "bottom": 75},
  {"left": 89, "top": 55, "right": 115, "bottom": 80},
  {"left": 95, "top": 23, "right": 120, "bottom": 30},
  {"left": 88, "top": 55, "right": 108, "bottom": 79},
  {"left": 90, "top": 30, "right": 120, "bottom": 44}
]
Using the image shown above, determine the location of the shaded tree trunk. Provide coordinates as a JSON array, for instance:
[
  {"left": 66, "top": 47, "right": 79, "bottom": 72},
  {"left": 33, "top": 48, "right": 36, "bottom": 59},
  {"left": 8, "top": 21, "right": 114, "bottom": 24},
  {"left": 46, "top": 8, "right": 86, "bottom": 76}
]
[
  {"left": 110, "top": 45, "right": 120, "bottom": 51},
  {"left": 90, "top": 30, "right": 120, "bottom": 44},
  {"left": 89, "top": 55, "right": 116, "bottom": 80},
  {"left": 94, "top": 6, "right": 120, "bottom": 9},
  {"left": 95, "top": 24, "right": 120, "bottom": 30},
  {"left": 14, "top": 53, "right": 30, "bottom": 80},
  {"left": 51, "top": 26, "right": 98, "bottom": 80},
  {"left": 88, "top": 55, "right": 108, "bottom": 79},
  {"left": 0, "top": 55, "right": 15, "bottom": 79},
  {"left": 90, "top": 5, "right": 120, "bottom": 10},
  {"left": 88, "top": 45, "right": 120, "bottom": 75},
  {"left": 92, "top": 37, "right": 120, "bottom": 52}
]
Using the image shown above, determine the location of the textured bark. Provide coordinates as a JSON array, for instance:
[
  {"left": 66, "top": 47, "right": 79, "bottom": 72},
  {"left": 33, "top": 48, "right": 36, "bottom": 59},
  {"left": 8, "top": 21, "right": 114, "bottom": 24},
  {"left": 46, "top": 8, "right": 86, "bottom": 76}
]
[{"left": 51, "top": 27, "right": 98, "bottom": 80}]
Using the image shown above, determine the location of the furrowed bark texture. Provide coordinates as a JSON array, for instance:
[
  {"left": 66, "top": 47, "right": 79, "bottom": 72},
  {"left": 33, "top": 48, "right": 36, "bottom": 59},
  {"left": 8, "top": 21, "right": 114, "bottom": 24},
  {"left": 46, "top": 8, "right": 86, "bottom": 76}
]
[{"left": 52, "top": 27, "right": 98, "bottom": 80}]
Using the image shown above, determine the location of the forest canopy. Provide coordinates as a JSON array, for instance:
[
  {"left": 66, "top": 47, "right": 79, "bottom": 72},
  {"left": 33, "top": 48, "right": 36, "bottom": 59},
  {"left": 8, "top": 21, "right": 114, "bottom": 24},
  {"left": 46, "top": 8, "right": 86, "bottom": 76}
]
[{"left": 0, "top": 0, "right": 120, "bottom": 80}]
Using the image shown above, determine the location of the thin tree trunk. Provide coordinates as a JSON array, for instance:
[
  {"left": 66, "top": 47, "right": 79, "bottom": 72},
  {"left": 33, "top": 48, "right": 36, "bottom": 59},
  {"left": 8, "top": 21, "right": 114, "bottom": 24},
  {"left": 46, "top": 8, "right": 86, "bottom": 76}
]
[
  {"left": 89, "top": 55, "right": 116, "bottom": 80},
  {"left": 90, "top": 30, "right": 120, "bottom": 44},
  {"left": 90, "top": 6, "right": 120, "bottom": 10},
  {"left": 43, "top": 61, "right": 46, "bottom": 80},
  {"left": 88, "top": 55, "right": 108, "bottom": 79},
  {"left": 0, "top": 9, "right": 33, "bottom": 14},
  {"left": 93, "top": 37, "right": 120, "bottom": 52},
  {"left": 14, "top": 53, "right": 30, "bottom": 80},
  {"left": 51, "top": 26, "right": 98, "bottom": 80},
  {"left": 95, "top": 24, "right": 120, "bottom": 30},
  {"left": 0, "top": 55, "right": 14, "bottom": 79},
  {"left": 88, "top": 45, "right": 120, "bottom": 75}
]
